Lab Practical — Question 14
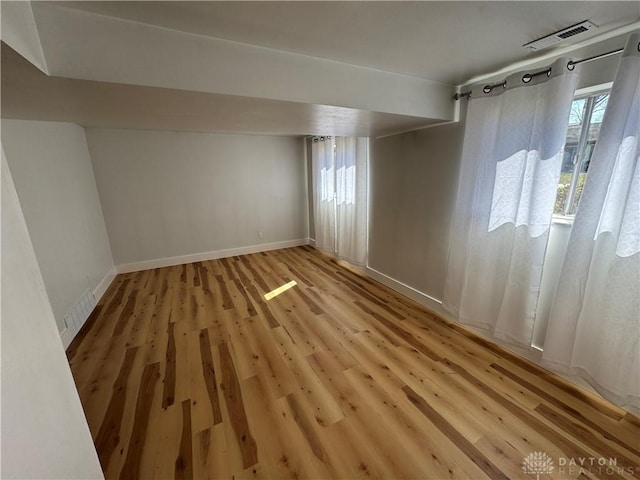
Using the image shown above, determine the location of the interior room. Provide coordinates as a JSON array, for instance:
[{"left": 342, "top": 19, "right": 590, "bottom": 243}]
[{"left": 1, "top": 2, "right": 639, "bottom": 479}]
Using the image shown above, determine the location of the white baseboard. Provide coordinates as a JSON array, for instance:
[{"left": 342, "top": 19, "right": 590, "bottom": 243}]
[
  {"left": 365, "top": 266, "right": 454, "bottom": 323},
  {"left": 364, "top": 267, "right": 553, "bottom": 375},
  {"left": 365, "top": 266, "right": 548, "bottom": 361},
  {"left": 60, "top": 327, "right": 75, "bottom": 349},
  {"left": 93, "top": 265, "right": 117, "bottom": 304},
  {"left": 308, "top": 238, "right": 316, "bottom": 247},
  {"left": 117, "top": 238, "right": 311, "bottom": 274}
]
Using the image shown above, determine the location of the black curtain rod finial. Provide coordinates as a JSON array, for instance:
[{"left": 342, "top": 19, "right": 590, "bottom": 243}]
[{"left": 453, "top": 91, "right": 471, "bottom": 101}]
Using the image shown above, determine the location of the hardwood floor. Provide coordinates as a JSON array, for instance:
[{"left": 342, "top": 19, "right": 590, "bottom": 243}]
[{"left": 67, "top": 246, "right": 640, "bottom": 479}]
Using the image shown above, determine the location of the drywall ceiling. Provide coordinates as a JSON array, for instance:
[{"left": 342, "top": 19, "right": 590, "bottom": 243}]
[
  {"left": 2, "top": 1, "right": 638, "bottom": 136},
  {"left": 47, "top": 1, "right": 640, "bottom": 84},
  {"left": 1, "top": 43, "right": 437, "bottom": 137}
]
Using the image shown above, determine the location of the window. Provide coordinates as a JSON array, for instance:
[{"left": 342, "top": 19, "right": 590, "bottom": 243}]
[
  {"left": 554, "top": 91, "right": 610, "bottom": 217},
  {"left": 319, "top": 140, "right": 357, "bottom": 205},
  {"left": 311, "top": 136, "right": 368, "bottom": 265}
]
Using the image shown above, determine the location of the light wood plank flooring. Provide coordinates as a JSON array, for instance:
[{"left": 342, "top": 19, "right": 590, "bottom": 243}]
[{"left": 67, "top": 246, "right": 640, "bottom": 479}]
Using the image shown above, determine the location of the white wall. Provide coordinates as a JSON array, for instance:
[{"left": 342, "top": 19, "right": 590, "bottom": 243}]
[
  {"left": 1, "top": 120, "right": 115, "bottom": 333},
  {"left": 1, "top": 148, "right": 104, "bottom": 479},
  {"left": 369, "top": 122, "right": 464, "bottom": 300},
  {"left": 86, "top": 129, "right": 308, "bottom": 268}
]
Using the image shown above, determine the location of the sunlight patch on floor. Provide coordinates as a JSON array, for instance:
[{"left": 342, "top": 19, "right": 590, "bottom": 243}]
[{"left": 264, "top": 280, "right": 297, "bottom": 300}]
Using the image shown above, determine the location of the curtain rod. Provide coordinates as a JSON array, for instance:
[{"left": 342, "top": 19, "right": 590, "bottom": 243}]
[{"left": 453, "top": 42, "right": 635, "bottom": 101}]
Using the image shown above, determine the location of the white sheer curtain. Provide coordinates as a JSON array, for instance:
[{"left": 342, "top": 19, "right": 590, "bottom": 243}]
[
  {"left": 542, "top": 34, "right": 640, "bottom": 411},
  {"left": 335, "top": 137, "right": 368, "bottom": 265},
  {"left": 312, "top": 137, "right": 336, "bottom": 253},
  {"left": 312, "top": 136, "right": 368, "bottom": 265},
  {"left": 443, "top": 58, "right": 577, "bottom": 347}
]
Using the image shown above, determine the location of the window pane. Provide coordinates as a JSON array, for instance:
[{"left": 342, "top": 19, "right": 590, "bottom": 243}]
[
  {"left": 590, "top": 94, "right": 609, "bottom": 124},
  {"left": 570, "top": 94, "right": 609, "bottom": 214},
  {"left": 553, "top": 93, "right": 609, "bottom": 217},
  {"left": 554, "top": 98, "right": 585, "bottom": 214},
  {"left": 554, "top": 146, "right": 578, "bottom": 214},
  {"left": 568, "top": 98, "right": 586, "bottom": 125}
]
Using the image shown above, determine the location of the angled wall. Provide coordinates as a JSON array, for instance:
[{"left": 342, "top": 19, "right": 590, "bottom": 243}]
[
  {"left": 0, "top": 0, "right": 48, "bottom": 73},
  {"left": 1, "top": 148, "right": 103, "bottom": 479},
  {"left": 2, "top": 120, "right": 115, "bottom": 334}
]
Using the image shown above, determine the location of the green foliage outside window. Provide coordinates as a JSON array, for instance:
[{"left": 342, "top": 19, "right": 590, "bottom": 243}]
[{"left": 554, "top": 172, "right": 587, "bottom": 215}]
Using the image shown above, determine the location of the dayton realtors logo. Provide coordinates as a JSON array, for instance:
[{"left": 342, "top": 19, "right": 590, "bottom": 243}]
[
  {"left": 522, "top": 451, "right": 638, "bottom": 478},
  {"left": 522, "top": 451, "right": 554, "bottom": 480}
]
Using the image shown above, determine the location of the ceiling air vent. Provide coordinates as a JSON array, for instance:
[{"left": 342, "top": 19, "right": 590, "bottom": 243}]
[{"left": 523, "top": 20, "right": 598, "bottom": 51}]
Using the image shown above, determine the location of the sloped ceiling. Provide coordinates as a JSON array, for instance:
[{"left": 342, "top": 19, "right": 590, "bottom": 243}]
[{"left": 2, "top": 1, "right": 639, "bottom": 136}]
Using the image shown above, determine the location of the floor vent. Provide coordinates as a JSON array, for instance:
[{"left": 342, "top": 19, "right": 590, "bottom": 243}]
[
  {"left": 523, "top": 20, "right": 598, "bottom": 51},
  {"left": 64, "top": 289, "right": 96, "bottom": 335}
]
